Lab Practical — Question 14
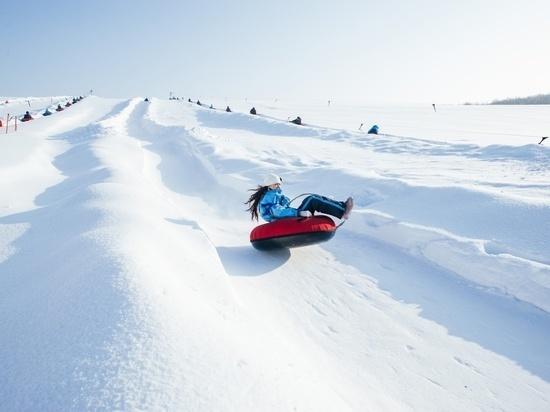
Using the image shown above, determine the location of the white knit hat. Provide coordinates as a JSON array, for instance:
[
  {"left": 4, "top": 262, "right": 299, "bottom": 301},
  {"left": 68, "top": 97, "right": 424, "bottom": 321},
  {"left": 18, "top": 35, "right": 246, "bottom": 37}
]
[{"left": 263, "top": 173, "right": 283, "bottom": 187}]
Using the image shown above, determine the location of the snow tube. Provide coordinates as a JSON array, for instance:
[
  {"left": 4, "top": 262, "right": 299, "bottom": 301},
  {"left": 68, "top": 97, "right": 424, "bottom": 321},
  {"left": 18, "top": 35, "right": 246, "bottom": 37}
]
[{"left": 250, "top": 215, "right": 336, "bottom": 251}]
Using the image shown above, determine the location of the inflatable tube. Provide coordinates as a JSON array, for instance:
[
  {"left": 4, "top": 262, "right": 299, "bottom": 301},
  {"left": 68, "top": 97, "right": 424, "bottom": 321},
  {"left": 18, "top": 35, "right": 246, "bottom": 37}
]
[{"left": 250, "top": 215, "right": 336, "bottom": 251}]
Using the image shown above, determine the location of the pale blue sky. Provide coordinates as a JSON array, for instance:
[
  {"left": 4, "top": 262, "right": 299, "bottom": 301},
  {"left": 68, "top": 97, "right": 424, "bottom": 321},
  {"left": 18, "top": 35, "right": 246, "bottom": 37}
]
[{"left": 2, "top": 0, "right": 549, "bottom": 103}]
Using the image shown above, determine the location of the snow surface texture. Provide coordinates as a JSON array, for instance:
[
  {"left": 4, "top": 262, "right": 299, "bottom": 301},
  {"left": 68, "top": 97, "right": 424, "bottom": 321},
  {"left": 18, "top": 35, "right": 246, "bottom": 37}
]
[{"left": 0, "top": 96, "right": 549, "bottom": 411}]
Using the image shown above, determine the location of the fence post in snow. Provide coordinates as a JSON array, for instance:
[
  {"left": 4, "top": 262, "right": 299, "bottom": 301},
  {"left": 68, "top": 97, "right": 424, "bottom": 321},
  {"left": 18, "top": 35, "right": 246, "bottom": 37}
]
[{"left": 4, "top": 114, "right": 18, "bottom": 134}]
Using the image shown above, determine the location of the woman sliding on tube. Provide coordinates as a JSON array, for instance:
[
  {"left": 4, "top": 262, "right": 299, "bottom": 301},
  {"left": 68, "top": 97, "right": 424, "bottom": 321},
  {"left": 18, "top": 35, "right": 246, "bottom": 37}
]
[{"left": 245, "top": 173, "right": 353, "bottom": 222}]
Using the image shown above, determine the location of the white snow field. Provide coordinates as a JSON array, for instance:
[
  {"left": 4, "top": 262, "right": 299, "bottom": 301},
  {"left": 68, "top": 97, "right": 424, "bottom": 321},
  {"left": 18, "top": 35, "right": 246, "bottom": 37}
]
[{"left": 1, "top": 96, "right": 549, "bottom": 411}]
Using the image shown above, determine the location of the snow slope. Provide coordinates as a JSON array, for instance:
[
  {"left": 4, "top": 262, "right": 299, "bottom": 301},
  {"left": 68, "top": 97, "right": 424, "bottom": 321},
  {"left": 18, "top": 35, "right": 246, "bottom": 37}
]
[
  {"left": 1, "top": 96, "right": 70, "bottom": 122},
  {"left": 0, "top": 96, "right": 549, "bottom": 411},
  {"left": 201, "top": 98, "right": 550, "bottom": 146}
]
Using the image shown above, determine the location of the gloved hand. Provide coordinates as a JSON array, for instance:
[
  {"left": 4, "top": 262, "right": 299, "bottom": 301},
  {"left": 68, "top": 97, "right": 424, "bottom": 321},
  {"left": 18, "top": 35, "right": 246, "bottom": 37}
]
[{"left": 299, "top": 211, "right": 312, "bottom": 217}]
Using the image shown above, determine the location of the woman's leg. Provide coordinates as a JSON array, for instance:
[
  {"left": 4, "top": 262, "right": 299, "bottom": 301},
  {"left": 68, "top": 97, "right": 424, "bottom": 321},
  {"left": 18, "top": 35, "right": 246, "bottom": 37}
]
[{"left": 297, "top": 195, "right": 346, "bottom": 219}]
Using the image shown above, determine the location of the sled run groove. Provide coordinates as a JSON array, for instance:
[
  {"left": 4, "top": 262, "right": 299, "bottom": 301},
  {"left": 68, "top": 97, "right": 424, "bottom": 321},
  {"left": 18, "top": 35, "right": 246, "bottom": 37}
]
[{"left": 0, "top": 97, "right": 549, "bottom": 411}]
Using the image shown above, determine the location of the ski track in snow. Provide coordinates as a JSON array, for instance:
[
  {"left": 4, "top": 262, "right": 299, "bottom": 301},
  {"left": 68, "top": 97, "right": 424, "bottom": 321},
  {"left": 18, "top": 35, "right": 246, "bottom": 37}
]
[{"left": 0, "top": 97, "right": 549, "bottom": 411}]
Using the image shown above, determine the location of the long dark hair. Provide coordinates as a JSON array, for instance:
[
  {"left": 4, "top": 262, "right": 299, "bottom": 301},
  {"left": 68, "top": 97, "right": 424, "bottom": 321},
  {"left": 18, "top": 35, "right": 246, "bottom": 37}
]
[{"left": 245, "top": 185, "right": 269, "bottom": 221}]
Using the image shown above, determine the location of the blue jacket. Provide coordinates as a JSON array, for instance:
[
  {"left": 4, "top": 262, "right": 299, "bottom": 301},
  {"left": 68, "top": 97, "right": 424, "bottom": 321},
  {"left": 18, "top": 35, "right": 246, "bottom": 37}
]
[
  {"left": 368, "top": 125, "right": 379, "bottom": 134},
  {"left": 259, "top": 188, "right": 298, "bottom": 222}
]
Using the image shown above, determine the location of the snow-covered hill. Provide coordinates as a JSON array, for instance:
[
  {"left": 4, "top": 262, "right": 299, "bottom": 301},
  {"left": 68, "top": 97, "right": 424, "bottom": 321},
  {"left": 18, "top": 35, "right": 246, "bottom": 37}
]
[{"left": 1, "top": 96, "right": 549, "bottom": 411}]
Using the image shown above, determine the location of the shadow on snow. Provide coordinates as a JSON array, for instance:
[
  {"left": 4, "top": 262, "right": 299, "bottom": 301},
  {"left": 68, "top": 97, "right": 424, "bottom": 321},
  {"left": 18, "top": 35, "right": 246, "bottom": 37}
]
[{"left": 324, "top": 230, "right": 550, "bottom": 382}]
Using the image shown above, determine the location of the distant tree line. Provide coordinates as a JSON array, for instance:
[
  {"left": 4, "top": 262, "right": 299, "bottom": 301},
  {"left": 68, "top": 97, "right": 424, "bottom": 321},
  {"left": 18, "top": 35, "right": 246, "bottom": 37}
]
[{"left": 489, "top": 93, "right": 550, "bottom": 105}]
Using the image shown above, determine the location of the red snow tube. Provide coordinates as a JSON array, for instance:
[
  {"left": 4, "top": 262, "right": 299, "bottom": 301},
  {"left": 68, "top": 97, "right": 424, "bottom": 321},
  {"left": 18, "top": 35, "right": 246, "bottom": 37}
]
[{"left": 250, "top": 215, "right": 337, "bottom": 251}]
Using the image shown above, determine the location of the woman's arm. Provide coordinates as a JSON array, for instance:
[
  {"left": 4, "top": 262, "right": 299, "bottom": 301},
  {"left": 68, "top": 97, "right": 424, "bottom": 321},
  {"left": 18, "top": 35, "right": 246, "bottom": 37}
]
[
  {"left": 260, "top": 191, "right": 298, "bottom": 221},
  {"left": 270, "top": 204, "right": 298, "bottom": 219}
]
